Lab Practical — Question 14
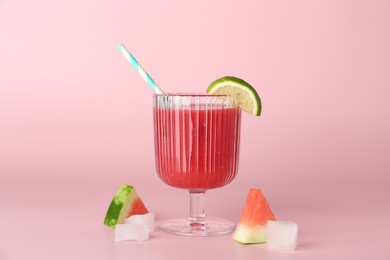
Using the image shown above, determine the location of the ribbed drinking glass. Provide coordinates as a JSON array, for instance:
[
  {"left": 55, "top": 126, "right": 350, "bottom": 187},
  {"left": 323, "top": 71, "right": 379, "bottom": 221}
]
[{"left": 153, "top": 93, "right": 241, "bottom": 236}]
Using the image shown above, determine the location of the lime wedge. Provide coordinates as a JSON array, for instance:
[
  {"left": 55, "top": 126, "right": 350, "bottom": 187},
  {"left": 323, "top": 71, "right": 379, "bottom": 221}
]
[{"left": 207, "top": 76, "right": 262, "bottom": 116}]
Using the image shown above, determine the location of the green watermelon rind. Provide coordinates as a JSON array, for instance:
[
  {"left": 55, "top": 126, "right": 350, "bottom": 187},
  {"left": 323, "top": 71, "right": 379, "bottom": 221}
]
[
  {"left": 233, "top": 224, "right": 267, "bottom": 244},
  {"left": 104, "top": 184, "right": 136, "bottom": 228}
]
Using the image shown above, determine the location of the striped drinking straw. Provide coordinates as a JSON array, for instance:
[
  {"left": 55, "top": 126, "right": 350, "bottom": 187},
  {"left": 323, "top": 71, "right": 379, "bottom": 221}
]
[{"left": 118, "top": 43, "right": 164, "bottom": 94}]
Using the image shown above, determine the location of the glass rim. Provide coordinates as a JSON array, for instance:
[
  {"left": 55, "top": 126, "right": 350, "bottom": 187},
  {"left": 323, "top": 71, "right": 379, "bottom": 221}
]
[{"left": 153, "top": 92, "right": 235, "bottom": 97}]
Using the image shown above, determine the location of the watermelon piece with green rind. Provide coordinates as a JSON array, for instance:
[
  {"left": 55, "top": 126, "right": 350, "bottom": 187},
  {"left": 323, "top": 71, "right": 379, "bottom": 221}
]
[
  {"left": 104, "top": 184, "right": 149, "bottom": 228},
  {"left": 233, "top": 188, "right": 276, "bottom": 244}
]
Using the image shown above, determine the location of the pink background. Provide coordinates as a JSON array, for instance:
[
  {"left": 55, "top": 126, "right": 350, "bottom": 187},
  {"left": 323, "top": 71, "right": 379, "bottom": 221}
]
[{"left": 1, "top": 0, "right": 389, "bottom": 259}]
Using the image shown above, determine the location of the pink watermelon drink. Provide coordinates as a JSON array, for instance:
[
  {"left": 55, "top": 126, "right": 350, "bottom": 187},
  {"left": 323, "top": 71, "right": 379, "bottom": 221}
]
[
  {"left": 153, "top": 93, "right": 241, "bottom": 236},
  {"left": 116, "top": 44, "right": 261, "bottom": 237},
  {"left": 153, "top": 95, "right": 241, "bottom": 191}
]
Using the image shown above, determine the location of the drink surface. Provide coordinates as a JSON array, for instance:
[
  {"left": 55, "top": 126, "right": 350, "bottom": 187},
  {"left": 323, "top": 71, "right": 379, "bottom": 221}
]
[{"left": 153, "top": 106, "right": 241, "bottom": 191}]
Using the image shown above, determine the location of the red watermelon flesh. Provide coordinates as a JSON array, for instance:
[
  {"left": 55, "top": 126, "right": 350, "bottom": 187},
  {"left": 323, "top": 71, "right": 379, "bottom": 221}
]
[
  {"left": 233, "top": 188, "right": 276, "bottom": 244},
  {"left": 127, "top": 196, "right": 148, "bottom": 217}
]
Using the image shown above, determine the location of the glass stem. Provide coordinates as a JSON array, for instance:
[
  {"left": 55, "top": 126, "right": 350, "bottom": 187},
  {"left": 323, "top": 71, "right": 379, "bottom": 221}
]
[{"left": 189, "top": 191, "right": 206, "bottom": 227}]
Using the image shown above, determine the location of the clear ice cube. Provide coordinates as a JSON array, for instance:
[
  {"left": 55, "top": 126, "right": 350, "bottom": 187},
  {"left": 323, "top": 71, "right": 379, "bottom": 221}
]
[
  {"left": 266, "top": 220, "right": 298, "bottom": 250},
  {"left": 115, "top": 223, "right": 149, "bottom": 242},
  {"left": 125, "top": 213, "right": 155, "bottom": 232}
]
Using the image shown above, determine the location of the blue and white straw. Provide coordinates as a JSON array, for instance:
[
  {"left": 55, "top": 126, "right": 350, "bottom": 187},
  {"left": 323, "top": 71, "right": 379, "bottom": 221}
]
[{"left": 118, "top": 43, "right": 164, "bottom": 94}]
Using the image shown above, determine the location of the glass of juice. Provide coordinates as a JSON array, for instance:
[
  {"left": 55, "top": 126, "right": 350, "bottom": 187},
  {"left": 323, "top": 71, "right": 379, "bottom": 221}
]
[{"left": 153, "top": 93, "right": 241, "bottom": 236}]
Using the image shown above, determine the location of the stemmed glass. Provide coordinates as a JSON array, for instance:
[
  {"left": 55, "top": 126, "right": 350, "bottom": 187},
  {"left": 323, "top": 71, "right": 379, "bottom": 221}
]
[{"left": 153, "top": 93, "right": 241, "bottom": 236}]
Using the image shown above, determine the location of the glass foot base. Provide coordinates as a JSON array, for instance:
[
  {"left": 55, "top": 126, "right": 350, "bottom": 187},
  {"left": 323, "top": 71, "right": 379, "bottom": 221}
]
[{"left": 159, "top": 217, "right": 236, "bottom": 237}]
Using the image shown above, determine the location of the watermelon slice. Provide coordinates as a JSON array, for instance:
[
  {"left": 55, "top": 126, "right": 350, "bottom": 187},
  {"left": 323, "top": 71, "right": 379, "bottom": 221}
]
[
  {"left": 233, "top": 188, "right": 276, "bottom": 244},
  {"left": 104, "top": 184, "right": 149, "bottom": 228}
]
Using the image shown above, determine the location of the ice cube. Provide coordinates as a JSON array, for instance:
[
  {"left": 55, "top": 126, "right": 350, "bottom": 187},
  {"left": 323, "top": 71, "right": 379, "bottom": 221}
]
[
  {"left": 266, "top": 220, "right": 298, "bottom": 251},
  {"left": 125, "top": 213, "right": 155, "bottom": 232},
  {"left": 115, "top": 223, "right": 149, "bottom": 242}
]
